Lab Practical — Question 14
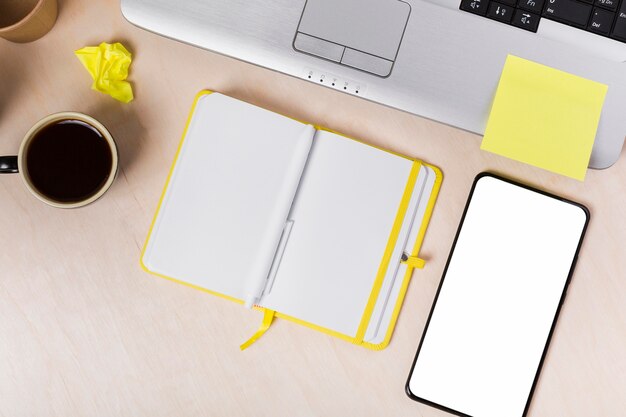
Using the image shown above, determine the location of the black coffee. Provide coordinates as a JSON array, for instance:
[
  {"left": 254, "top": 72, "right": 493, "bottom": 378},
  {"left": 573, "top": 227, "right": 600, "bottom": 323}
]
[{"left": 26, "top": 119, "right": 113, "bottom": 203}]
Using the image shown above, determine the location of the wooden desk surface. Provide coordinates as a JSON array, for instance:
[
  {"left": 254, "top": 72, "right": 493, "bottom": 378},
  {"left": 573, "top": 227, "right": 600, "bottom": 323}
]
[{"left": 1, "top": 1, "right": 624, "bottom": 416}]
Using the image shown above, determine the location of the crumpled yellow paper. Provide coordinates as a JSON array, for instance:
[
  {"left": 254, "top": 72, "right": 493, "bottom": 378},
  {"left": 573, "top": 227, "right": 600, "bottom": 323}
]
[{"left": 75, "top": 42, "right": 134, "bottom": 103}]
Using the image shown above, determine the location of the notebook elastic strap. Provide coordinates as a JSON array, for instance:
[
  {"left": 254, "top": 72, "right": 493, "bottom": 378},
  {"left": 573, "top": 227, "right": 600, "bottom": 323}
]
[
  {"left": 402, "top": 255, "right": 426, "bottom": 269},
  {"left": 353, "top": 162, "right": 422, "bottom": 345}
]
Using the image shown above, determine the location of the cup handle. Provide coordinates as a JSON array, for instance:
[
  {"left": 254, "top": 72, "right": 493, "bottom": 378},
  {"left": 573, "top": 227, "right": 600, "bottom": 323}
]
[{"left": 0, "top": 156, "right": 18, "bottom": 173}]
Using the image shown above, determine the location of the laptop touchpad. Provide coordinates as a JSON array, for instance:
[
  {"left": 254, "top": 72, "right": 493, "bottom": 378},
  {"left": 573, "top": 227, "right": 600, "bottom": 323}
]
[{"left": 294, "top": 0, "right": 411, "bottom": 77}]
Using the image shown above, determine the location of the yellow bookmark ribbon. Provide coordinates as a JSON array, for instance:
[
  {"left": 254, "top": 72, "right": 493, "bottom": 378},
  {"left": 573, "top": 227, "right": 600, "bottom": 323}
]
[
  {"left": 401, "top": 255, "right": 426, "bottom": 269},
  {"left": 240, "top": 308, "right": 276, "bottom": 351}
]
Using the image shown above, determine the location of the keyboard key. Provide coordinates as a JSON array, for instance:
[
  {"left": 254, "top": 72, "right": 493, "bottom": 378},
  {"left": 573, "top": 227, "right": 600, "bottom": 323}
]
[
  {"left": 488, "top": 2, "right": 515, "bottom": 21},
  {"left": 543, "top": 0, "right": 593, "bottom": 27},
  {"left": 460, "top": 0, "right": 490, "bottom": 15},
  {"left": 611, "top": 2, "right": 626, "bottom": 40},
  {"left": 498, "top": 0, "right": 517, "bottom": 6},
  {"left": 595, "top": 0, "right": 618, "bottom": 11},
  {"left": 519, "top": 0, "right": 546, "bottom": 13},
  {"left": 512, "top": 9, "right": 541, "bottom": 30},
  {"left": 588, "top": 7, "right": 614, "bottom": 34}
]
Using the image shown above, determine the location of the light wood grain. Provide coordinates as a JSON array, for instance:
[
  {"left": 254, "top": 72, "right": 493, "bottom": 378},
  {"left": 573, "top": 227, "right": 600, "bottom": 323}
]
[{"left": 0, "top": 1, "right": 625, "bottom": 416}]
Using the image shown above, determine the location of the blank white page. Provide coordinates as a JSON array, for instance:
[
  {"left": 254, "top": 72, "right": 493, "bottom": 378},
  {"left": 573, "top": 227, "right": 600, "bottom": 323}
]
[
  {"left": 142, "top": 93, "right": 314, "bottom": 300},
  {"left": 408, "top": 175, "right": 588, "bottom": 417},
  {"left": 259, "top": 130, "right": 414, "bottom": 337}
]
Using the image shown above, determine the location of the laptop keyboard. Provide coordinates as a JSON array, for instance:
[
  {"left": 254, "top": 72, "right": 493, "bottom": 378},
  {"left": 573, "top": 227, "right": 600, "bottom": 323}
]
[{"left": 460, "top": 0, "right": 626, "bottom": 41}]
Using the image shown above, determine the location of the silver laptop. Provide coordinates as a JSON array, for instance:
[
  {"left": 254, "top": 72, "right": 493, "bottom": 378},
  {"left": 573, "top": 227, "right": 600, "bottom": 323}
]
[{"left": 121, "top": 0, "right": 626, "bottom": 169}]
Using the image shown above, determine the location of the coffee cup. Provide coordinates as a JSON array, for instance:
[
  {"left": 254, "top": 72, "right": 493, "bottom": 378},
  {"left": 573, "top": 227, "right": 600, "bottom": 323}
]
[
  {"left": 0, "top": 112, "right": 118, "bottom": 208},
  {"left": 0, "top": 0, "right": 58, "bottom": 43}
]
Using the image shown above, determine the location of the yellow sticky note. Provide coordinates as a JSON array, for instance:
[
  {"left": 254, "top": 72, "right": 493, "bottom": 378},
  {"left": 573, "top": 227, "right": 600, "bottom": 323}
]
[
  {"left": 75, "top": 42, "right": 134, "bottom": 103},
  {"left": 481, "top": 55, "right": 607, "bottom": 181}
]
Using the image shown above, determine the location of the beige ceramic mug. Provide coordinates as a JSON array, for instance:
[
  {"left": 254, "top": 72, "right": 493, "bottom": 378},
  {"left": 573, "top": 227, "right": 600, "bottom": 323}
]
[
  {"left": 0, "top": 112, "right": 118, "bottom": 208},
  {"left": 0, "top": 0, "right": 58, "bottom": 43}
]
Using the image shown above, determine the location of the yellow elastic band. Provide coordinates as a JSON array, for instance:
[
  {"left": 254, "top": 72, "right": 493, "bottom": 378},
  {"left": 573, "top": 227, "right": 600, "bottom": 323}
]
[
  {"left": 353, "top": 161, "right": 421, "bottom": 344},
  {"left": 240, "top": 308, "right": 275, "bottom": 351},
  {"left": 402, "top": 255, "right": 426, "bottom": 269}
]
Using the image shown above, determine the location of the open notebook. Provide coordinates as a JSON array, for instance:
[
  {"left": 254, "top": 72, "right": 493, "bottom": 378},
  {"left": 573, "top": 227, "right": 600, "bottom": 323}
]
[{"left": 142, "top": 91, "right": 442, "bottom": 350}]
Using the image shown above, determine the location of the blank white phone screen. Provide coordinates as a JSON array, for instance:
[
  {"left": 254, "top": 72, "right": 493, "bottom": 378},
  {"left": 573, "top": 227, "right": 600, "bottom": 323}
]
[{"left": 407, "top": 175, "right": 587, "bottom": 417}]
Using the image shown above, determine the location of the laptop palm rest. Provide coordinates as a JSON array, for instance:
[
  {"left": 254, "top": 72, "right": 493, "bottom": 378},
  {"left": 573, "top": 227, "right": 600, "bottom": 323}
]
[{"left": 294, "top": 0, "right": 411, "bottom": 77}]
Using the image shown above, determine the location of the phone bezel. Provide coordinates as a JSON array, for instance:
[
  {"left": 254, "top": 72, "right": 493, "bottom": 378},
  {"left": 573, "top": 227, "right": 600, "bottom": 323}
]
[{"left": 405, "top": 172, "right": 590, "bottom": 417}]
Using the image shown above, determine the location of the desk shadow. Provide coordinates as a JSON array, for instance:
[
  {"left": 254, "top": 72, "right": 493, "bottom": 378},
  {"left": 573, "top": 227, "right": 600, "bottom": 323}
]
[{"left": 86, "top": 101, "right": 144, "bottom": 175}]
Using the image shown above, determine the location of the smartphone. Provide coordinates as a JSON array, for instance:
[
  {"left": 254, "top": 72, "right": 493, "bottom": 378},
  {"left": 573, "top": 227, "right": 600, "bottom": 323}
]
[{"left": 406, "top": 173, "right": 589, "bottom": 417}]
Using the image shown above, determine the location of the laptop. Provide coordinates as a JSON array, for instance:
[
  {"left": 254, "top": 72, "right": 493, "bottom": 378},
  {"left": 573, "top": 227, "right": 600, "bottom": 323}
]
[{"left": 121, "top": 0, "right": 626, "bottom": 169}]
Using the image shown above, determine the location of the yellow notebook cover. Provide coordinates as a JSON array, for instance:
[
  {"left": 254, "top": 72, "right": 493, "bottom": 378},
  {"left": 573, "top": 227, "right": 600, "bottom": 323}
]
[{"left": 141, "top": 90, "right": 442, "bottom": 350}]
